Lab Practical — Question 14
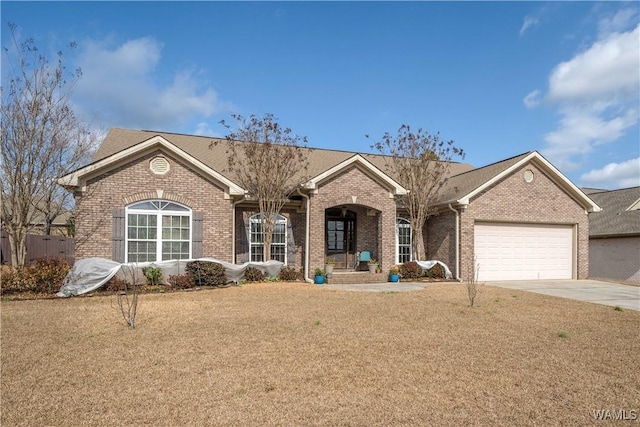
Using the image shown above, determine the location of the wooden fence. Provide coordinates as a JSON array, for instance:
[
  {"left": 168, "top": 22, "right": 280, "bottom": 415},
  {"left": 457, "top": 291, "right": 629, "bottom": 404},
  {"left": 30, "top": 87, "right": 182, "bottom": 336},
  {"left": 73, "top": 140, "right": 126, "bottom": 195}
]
[{"left": 0, "top": 232, "right": 75, "bottom": 265}]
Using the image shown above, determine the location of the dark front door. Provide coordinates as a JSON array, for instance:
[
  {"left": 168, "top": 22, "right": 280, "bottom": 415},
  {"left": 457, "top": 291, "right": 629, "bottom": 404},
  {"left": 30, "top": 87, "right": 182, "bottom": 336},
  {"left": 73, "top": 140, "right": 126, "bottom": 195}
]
[{"left": 326, "top": 209, "right": 356, "bottom": 269}]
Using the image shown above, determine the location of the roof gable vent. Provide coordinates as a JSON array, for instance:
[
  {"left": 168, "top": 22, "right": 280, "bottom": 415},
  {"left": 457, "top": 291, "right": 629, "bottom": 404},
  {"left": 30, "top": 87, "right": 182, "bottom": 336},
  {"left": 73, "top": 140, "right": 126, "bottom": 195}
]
[{"left": 150, "top": 156, "right": 170, "bottom": 175}]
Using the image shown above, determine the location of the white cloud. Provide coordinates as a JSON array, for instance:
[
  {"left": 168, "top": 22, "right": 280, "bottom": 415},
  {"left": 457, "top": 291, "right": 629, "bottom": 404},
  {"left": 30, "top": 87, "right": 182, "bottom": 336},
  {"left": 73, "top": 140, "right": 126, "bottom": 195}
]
[
  {"left": 598, "top": 8, "right": 638, "bottom": 38},
  {"left": 73, "top": 37, "right": 227, "bottom": 130},
  {"left": 520, "top": 15, "right": 540, "bottom": 36},
  {"left": 581, "top": 157, "right": 640, "bottom": 189},
  {"left": 193, "top": 122, "right": 220, "bottom": 137},
  {"left": 529, "top": 21, "right": 640, "bottom": 174},
  {"left": 547, "top": 26, "right": 639, "bottom": 104},
  {"left": 523, "top": 90, "right": 541, "bottom": 109}
]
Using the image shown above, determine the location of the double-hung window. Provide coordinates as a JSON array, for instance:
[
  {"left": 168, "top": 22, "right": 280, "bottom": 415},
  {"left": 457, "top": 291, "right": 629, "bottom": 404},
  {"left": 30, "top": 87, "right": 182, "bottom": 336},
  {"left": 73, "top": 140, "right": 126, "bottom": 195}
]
[
  {"left": 126, "top": 200, "right": 191, "bottom": 262},
  {"left": 250, "top": 213, "right": 287, "bottom": 263},
  {"left": 396, "top": 218, "right": 412, "bottom": 264}
]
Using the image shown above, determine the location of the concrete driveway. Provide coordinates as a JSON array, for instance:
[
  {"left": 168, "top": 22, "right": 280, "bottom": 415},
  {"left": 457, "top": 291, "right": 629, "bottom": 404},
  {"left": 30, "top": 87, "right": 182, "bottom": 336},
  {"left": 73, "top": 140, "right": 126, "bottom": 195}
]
[{"left": 485, "top": 279, "right": 640, "bottom": 311}]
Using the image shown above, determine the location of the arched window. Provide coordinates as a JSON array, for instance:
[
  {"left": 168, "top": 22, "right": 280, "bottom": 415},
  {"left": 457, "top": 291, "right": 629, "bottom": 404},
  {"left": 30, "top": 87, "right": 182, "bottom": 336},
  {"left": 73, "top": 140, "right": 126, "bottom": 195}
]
[
  {"left": 250, "top": 213, "right": 287, "bottom": 263},
  {"left": 126, "top": 200, "right": 191, "bottom": 262},
  {"left": 396, "top": 218, "right": 412, "bottom": 264}
]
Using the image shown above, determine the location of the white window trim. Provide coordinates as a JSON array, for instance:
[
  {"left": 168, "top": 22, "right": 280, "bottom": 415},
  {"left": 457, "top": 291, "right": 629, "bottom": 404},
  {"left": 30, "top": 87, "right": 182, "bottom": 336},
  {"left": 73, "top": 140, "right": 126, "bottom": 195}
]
[
  {"left": 395, "top": 218, "right": 412, "bottom": 264},
  {"left": 125, "top": 200, "right": 192, "bottom": 263},
  {"left": 249, "top": 213, "right": 287, "bottom": 264}
]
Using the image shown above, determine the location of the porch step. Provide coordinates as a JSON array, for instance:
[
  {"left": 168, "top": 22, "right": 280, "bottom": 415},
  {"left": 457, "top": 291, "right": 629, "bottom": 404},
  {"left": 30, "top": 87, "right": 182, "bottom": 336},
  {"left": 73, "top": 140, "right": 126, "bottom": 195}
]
[{"left": 326, "top": 271, "right": 389, "bottom": 285}]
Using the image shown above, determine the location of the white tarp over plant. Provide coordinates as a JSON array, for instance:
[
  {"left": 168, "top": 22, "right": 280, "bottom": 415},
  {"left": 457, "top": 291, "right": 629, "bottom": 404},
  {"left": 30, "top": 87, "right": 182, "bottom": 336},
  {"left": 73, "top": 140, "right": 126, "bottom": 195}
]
[
  {"left": 415, "top": 260, "right": 453, "bottom": 279},
  {"left": 57, "top": 257, "right": 284, "bottom": 297}
]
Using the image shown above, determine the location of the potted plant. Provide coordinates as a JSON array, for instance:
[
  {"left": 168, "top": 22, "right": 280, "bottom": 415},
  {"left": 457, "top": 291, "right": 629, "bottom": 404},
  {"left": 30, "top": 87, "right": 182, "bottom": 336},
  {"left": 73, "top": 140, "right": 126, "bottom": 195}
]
[
  {"left": 324, "top": 257, "right": 335, "bottom": 276},
  {"left": 388, "top": 265, "right": 400, "bottom": 283},
  {"left": 368, "top": 259, "right": 378, "bottom": 273},
  {"left": 313, "top": 267, "right": 326, "bottom": 285}
]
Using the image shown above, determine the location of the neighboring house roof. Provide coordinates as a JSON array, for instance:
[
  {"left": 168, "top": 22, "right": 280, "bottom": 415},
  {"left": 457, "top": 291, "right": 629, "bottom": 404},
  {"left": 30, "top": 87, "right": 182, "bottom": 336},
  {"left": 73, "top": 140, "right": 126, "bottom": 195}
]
[
  {"left": 433, "top": 151, "right": 601, "bottom": 212},
  {"left": 587, "top": 187, "right": 640, "bottom": 237}
]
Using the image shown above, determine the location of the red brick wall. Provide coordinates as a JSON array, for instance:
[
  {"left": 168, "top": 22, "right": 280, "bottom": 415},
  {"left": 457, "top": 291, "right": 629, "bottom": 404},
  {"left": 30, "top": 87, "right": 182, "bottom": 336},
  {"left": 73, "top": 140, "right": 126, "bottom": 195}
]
[
  {"left": 426, "top": 210, "right": 458, "bottom": 277},
  {"left": 74, "top": 149, "right": 233, "bottom": 261},
  {"left": 458, "top": 162, "right": 589, "bottom": 281},
  {"left": 308, "top": 166, "right": 397, "bottom": 278},
  {"left": 234, "top": 206, "right": 305, "bottom": 266}
]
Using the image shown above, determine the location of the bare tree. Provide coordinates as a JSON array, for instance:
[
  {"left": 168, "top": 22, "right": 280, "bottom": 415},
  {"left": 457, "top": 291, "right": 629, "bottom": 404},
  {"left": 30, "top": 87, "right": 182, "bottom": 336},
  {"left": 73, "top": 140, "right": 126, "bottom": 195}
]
[
  {"left": 369, "top": 125, "right": 464, "bottom": 261},
  {"left": 112, "top": 264, "right": 140, "bottom": 329},
  {"left": 1, "top": 23, "right": 95, "bottom": 268},
  {"left": 214, "top": 113, "right": 309, "bottom": 262},
  {"left": 466, "top": 255, "right": 482, "bottom": 307}
]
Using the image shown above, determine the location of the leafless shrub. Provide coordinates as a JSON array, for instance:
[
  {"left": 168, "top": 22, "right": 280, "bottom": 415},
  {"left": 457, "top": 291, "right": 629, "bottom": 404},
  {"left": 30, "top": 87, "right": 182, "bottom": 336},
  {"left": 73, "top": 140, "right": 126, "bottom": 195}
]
[
  {"left": 112, "top": 264, "right": 140, "bottom": 329},
  {"left": 467, "top": 256, "right": 482, "bottom": 307}
]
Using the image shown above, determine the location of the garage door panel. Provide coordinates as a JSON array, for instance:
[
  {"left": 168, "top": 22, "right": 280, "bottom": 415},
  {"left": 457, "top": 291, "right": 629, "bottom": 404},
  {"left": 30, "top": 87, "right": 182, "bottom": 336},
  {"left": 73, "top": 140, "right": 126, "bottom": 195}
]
[{"left": 474, "top": 223, "right": 573, "bottom": 281}]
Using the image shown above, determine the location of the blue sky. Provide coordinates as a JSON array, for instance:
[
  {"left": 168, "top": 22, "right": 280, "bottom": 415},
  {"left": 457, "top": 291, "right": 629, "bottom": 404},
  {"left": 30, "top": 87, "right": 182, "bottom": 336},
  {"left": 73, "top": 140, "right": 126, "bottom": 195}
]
[{"left": 2, "top": 1, "right": 639, "bottom": 189}]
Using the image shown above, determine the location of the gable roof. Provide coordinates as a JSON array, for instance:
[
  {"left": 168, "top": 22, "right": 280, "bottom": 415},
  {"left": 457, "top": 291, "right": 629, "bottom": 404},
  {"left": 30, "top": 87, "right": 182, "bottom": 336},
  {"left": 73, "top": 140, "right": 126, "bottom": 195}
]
[
  {"left": 587, "top": 187, "right": 640, "bottom": 237},
  {"left": 434, "top": 151, "right": 601, "bottom": 212},
  {"left": 63, "top": 128, "right": 598, "bottom": 213},
  {"left": 303, "top": 154, "right": 408, "bottom": 195},
  {"left": 58, "top": 134, "right": 245, "bottom": 196},
  {"left": 67, "top": 127, "right": 473, "bottom": 195}
]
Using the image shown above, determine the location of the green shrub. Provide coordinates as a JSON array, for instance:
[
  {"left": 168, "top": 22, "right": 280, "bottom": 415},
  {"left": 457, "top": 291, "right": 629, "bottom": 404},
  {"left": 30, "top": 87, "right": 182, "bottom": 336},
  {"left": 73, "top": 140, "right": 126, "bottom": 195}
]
[
  {"left": 185, "top": 261, "right": 227, "bottom": 287},
  {"left": 142, "top": 266, "right": 163, "bottom": 286},
  {"left": 278, "top": 266, "right": 302, "bottom": 281},
  {"left": 167, "top": 274, "right": 193, "bottom": 289},
  {"left": 1, "top": 258, "right": 71, "bottom": 295},
  {"left": 244, "top": 267, "right": 266, "bottom": 282},
  {"left": 399, "top": 261, "right": 422, "bottom": 279}
]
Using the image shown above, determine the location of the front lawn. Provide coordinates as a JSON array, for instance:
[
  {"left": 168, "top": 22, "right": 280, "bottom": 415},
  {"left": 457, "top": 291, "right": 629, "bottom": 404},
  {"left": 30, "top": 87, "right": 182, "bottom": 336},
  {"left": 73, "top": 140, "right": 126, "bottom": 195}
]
[{"left": 2, "top": 283, "right": 638, "bottom": 425}]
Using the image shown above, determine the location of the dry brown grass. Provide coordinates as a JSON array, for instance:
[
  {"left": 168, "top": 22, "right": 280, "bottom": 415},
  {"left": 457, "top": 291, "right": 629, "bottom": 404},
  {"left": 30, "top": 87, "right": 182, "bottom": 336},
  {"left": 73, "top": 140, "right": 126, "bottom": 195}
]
[{"left": 2, "top": 283, "right": 639, "bottom": 426}]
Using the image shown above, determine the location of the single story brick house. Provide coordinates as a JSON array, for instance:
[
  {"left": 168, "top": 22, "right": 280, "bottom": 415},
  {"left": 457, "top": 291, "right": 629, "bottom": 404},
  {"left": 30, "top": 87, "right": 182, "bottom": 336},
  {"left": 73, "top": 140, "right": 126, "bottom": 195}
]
[
  {"left": 585, "top": 187, "right": 640, "bottom": 284},
  {"left": 58, "top": 128, "right": 601, "bottom": 282}
]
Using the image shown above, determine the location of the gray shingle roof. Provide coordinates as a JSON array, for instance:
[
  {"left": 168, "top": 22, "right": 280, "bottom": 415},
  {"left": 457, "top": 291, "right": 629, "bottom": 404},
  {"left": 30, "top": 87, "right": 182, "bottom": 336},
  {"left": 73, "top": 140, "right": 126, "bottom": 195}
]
[
  {"left": 433, "top": 152, "right": 532, "bottom": 204},
  {"left": 93, "top": 128, "right": 475, "bottom": 190},
  {"left": 588, "top": 187, "right": 640, "bottom": 237}
]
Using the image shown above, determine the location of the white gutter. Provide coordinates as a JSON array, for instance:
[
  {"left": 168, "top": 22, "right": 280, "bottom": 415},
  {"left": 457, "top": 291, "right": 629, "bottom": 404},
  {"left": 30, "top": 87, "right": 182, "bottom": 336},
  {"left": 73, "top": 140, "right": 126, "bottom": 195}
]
[
  {"left": 296, "top": 188, "right": 313, "bottom": 284},
  {"left": 231, "top": 196, "right": 246, "bottom": 263},
  {"left": 447, "top": 203, "right": 461, "bottom": 281}
]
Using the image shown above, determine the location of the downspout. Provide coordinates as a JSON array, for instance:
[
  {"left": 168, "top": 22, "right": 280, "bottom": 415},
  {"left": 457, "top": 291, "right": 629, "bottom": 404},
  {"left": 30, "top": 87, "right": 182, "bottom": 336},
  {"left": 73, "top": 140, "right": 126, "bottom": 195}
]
[
  {"left": 296, "top": 188, "right": 313, "bottom": 283},
  {"left": 447, "top": 203, "right": 461, "bottom": 281},
  {"left": 231, "top": 195, "right": 245, "bottom": 263}
]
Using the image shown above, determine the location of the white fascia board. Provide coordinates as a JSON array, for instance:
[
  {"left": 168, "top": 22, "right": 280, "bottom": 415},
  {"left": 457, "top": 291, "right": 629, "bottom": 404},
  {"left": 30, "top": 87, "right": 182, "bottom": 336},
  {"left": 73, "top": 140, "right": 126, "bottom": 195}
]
[
  {"left": 626, "top": 196, "right": 640, "bottom": 211},
  {"left": 304, "top": 154, "right": 408, "bottom": 195},
  {"left": 457, "top": 151, "right": 601, "bottom": 212},
  {"left": 57, "top": 135, "right": 245, "bottom": 195}
]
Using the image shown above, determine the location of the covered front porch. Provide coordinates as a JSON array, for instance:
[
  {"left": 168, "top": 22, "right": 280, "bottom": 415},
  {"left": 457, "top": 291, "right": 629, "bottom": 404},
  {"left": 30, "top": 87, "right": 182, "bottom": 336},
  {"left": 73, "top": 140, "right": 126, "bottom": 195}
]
[{"left": 324, "top": 205, "right": 381, "bottom": 271}]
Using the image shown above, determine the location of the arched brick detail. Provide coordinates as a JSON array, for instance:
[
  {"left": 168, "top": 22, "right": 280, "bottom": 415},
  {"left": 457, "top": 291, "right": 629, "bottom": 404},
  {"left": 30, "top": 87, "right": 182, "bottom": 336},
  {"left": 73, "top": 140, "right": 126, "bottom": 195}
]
[
  {"left": 308, "top": 165, "right": 397, "bottom": 276},
  {"left": 122, "top": 191, "right": 196, "bottom": 208}
]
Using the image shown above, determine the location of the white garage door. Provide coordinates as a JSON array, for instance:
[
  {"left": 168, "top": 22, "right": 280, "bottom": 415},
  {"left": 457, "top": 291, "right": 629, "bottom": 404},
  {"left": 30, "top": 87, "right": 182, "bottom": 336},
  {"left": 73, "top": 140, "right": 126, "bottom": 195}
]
[{"left": 474, "top": 223, "right": 573, "bottom": 281}]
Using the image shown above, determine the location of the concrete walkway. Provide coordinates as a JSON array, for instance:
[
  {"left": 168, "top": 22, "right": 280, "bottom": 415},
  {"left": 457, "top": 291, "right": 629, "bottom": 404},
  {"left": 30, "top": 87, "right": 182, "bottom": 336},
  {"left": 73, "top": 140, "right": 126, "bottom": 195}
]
[
  {"left": 322, "top": 281, "right": 432, "bottom": 292},
  {"left": 321, "top": 279, "right": 640, "bottom": 311},
  {"left": 485, "top": 279, "right": 640, "bottom": 311}
]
